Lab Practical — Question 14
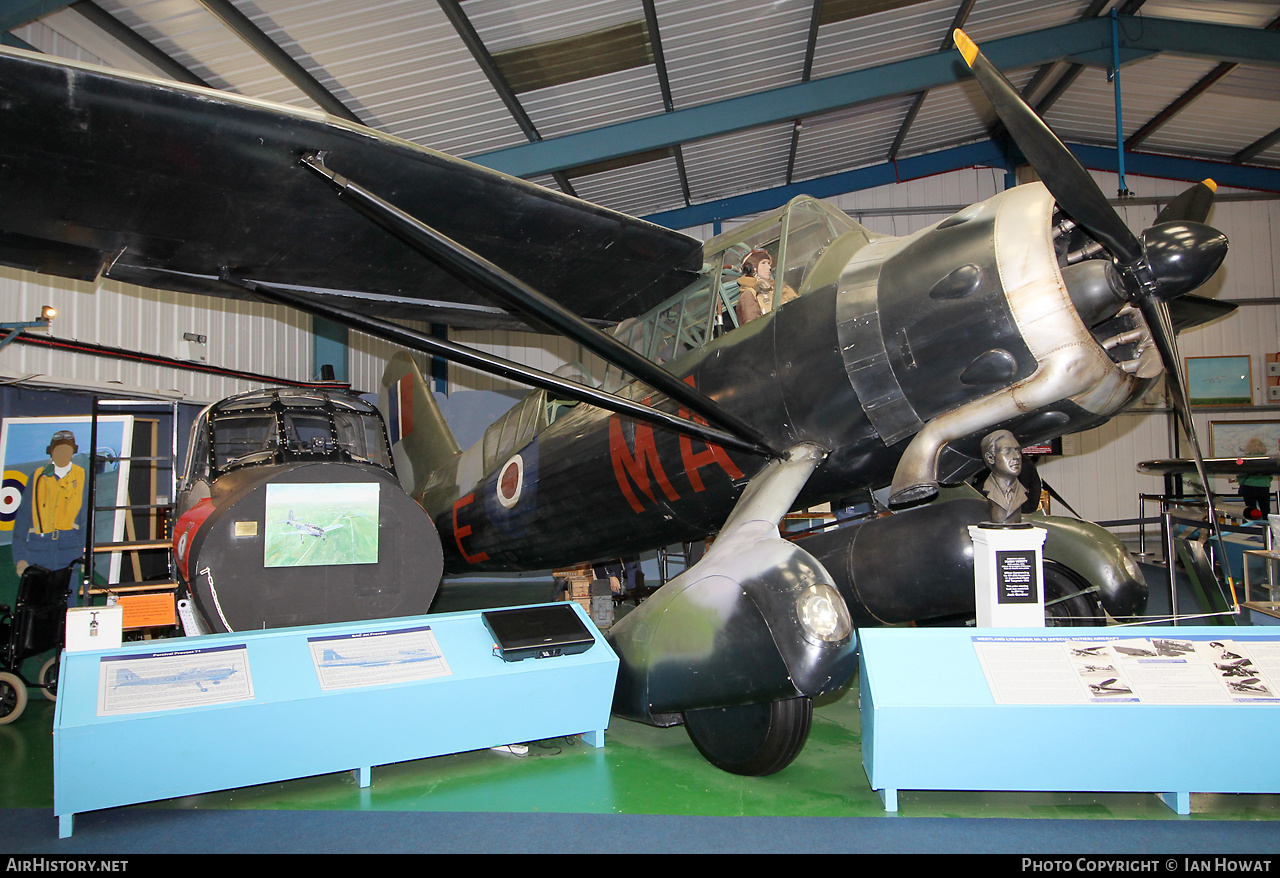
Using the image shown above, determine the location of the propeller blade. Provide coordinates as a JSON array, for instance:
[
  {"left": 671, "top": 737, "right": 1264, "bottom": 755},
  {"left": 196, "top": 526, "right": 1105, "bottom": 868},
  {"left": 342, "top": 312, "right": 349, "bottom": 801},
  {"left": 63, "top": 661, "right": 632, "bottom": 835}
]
[
  {"left": 953, "top": 29, "right": 1143, "bottom": 266},
  {"left": 1156, "top": 179, "right": 1217, "bottom": 225},
  {"left": 1167, "top": 294, "right": 1236, "bottom": 333},
  {"left": 1136, "top": 296, "right": 1235, "bottom": 593}
]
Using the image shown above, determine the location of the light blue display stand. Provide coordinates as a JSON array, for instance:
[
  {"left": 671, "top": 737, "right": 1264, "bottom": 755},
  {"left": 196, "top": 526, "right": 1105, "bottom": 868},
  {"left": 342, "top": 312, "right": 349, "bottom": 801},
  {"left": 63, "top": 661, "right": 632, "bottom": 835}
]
[
  {"left": 860, "top": 627, "right": 1280, "bottom": 813},
  {"left": 54, "top": 603, "right": 618, "bottom": 838}
]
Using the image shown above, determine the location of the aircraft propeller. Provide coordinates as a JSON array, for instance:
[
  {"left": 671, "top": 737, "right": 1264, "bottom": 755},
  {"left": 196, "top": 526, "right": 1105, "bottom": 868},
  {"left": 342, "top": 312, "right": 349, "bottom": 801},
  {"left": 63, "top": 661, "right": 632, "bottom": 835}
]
[
  {"left": 1155, "top": 179, "right": 1218, "bottom": 225},
  {"left": 953, "top": 29, "right": 1234, "bottom": 591}
]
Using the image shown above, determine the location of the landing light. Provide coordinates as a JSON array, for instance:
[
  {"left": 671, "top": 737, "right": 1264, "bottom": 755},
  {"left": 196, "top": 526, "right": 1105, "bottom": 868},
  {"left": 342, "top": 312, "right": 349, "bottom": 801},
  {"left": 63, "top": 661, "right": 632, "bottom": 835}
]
[{"left": 796, "top": 583, "right": 852, "bottom": 644}]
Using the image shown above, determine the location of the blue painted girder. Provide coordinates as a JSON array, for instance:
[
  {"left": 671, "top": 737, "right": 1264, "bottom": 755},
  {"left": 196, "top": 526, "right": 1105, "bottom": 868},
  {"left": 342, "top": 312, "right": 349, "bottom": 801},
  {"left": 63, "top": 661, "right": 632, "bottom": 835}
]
[
  {"left": 470, "top": 15, "right": 1280, "bottom": 182},
  {"left": 642, "top": 141, "right": 1280, "bottom": 231}
]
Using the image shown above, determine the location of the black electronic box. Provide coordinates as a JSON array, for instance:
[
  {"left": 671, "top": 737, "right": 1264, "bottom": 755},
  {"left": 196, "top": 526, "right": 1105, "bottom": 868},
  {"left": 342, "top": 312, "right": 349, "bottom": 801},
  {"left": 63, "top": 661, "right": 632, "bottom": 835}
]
[{"left": 481, "top": 604, "right": 596, "bottom": 662}]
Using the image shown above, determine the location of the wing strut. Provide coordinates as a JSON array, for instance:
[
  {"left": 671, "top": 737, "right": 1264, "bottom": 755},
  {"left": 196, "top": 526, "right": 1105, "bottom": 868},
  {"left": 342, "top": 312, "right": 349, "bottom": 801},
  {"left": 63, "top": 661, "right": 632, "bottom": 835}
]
[
  {"left": 298, "top": 152, "right": 781, "bottom": 459},
  {"left": 224, "top": 274, "right": 772, "bottom": 458}
]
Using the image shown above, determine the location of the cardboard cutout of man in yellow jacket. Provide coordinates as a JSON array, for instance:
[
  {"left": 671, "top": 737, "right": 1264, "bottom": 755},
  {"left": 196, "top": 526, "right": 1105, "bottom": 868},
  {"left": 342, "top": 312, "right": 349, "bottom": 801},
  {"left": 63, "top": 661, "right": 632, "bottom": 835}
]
[{"left": 13, "top": 430, "right": 87, "bottom": 574}]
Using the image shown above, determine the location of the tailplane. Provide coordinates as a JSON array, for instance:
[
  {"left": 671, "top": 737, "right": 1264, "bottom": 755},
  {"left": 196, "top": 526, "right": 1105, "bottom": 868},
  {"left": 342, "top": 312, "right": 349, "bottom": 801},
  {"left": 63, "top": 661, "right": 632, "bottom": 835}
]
[{"left": 379, "top": 352, "right": 461, "bottom": 496}]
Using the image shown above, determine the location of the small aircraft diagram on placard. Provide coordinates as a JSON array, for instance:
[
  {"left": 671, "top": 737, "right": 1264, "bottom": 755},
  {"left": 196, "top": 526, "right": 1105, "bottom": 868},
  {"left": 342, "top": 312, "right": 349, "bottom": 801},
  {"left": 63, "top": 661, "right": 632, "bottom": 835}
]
[
  {"left": 319, "top": 648, "right": 441, "bottom": 668},
  {"left": 1227, "top": 678, "right": 1272, "bottom": 696},
  {"left": 1088, "top": 678, "right": 1134, "bottom": 698},
  {"left": 0, "top": 27, "right": 1235, "bottom": 774},
  {"left": 114, "top": 667, "right": 236, "bottom": 694}
]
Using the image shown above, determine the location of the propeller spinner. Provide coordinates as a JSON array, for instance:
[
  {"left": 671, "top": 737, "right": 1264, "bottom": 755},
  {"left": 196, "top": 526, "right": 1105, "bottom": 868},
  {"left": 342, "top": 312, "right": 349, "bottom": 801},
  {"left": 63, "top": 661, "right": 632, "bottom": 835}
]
[{"left": 954, "top": 29, "right": 1234, "bottom": 591}]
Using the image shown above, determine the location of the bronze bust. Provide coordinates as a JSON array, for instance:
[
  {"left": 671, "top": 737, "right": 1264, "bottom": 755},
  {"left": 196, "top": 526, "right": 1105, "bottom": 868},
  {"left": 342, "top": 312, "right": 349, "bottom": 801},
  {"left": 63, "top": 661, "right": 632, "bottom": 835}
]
[{"left": 979, "top": 430, "right": 1027, "bottom": 525}]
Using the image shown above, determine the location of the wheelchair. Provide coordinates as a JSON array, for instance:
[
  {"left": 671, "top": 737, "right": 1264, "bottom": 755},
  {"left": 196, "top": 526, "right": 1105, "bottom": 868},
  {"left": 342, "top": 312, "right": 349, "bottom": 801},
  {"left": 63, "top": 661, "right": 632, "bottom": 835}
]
[{"left": 0, "top": 563, "right": 75, "bottom": 724}]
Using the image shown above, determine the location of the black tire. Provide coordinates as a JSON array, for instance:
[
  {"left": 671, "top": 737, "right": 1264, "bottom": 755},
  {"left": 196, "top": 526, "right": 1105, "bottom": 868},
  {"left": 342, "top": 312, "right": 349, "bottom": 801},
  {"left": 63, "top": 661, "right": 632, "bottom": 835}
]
[
  {"left": 0, "top": 671, "right": 27, "bottom": 725},
  {"left": 683, "top": 696, "right": 813, "bottom": 776},
  {"left": 1043, "top": 562, "right": 1105, "bottom": 627},
  {"left": 38, "top": 655, "right": 59, "bottom": 702}
]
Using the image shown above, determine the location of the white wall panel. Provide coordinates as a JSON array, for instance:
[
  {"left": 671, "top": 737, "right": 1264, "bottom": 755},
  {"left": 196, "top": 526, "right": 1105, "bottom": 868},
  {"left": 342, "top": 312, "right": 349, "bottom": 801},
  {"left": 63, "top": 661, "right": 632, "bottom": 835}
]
[
  {"left": 347, "top": 320, "right": 432, "bottom": 397},
  {"left": 0, "top": 266, "right": 314, "bottom": 404},
  {"left": 446, "top": 329, "right": 606, "bottom": 396}
]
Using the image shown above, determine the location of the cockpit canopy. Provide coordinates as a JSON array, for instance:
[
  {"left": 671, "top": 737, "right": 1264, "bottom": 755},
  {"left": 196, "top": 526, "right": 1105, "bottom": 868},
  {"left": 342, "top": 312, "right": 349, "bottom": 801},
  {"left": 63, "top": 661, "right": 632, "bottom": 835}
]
[
  {"left": 604, "top": 196, "right": 872, "bottom": 388},
  {"left": 185, "top": 388, "right": 395, "bottom": 483}
]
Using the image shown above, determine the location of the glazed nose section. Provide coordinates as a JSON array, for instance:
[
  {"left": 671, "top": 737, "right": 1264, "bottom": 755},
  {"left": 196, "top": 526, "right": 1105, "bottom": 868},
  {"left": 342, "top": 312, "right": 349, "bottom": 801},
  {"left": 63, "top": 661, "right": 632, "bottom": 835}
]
[{"left": 1141, "top": 221, "right": 1229, "bottom": 302}]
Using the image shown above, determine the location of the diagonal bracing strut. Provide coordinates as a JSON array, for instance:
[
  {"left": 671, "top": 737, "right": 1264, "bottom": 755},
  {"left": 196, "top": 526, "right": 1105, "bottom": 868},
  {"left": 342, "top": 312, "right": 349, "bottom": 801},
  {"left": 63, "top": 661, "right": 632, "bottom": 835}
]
[
  {"left": 298, "top": 151, "right": 781, "bottom": 459},
  {"left": 223, "top": 274, "right": 772, "bottom": 458}
]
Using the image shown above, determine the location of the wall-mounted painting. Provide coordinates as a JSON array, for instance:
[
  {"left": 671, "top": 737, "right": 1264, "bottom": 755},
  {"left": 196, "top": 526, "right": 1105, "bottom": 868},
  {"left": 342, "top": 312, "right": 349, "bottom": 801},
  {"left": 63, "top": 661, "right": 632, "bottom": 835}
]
[
  {"left": 1186, "top": 356, "right": 1252, "bottom": 406},
  {"left": 263, "top": 482, "right": 380, "bottom": 568},
  {"left": 0, "top": 415, "right": 133, "bottom": 583},
  {"left": 1209, "top": 420, "right": 1280, "bottom": 459}
]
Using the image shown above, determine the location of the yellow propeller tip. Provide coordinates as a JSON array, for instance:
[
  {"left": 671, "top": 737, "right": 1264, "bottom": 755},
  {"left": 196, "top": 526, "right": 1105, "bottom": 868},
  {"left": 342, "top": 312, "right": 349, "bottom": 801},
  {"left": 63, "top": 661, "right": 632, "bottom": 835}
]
[
  {"left": 1203, "top": 178, "right": 1217, "bottom": 192},
  {"left": 954, "top": 29, "right": 978, "bottom": 67}
]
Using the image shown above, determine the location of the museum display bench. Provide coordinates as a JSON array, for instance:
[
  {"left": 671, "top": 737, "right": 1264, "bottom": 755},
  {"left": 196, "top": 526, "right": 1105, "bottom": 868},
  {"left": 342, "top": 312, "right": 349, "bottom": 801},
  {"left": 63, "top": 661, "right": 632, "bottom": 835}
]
[
  {"left": 53, "top": 603, "right": 618, "bottom": 838},
  {"left": 860, "top": 626, "right": 1280, "bottom": 813}
]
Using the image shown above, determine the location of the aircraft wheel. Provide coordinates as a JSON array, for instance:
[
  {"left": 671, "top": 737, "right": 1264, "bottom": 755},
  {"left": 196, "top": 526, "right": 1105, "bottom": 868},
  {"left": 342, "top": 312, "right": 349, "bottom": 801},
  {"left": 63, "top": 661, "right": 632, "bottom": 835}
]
[
  {"left": 38, "top": 655, "right": 59, "bottom": 701},
  {"left": 0, "top": 671, "right": 27, "bottom": 725},
  {"left": 1043, "top": 563, "right": 1105, "bottom": 627},
  {"left": 683, "top": 696, "right": 813, "bottom": 776}
]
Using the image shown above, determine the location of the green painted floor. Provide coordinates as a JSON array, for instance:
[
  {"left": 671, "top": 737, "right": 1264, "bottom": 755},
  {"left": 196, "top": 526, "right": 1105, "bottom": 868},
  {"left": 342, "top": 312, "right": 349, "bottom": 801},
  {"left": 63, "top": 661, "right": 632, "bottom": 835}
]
[
  {"left": 5, "top": 669, "right": 1279, "bottom": 823},
  {"left": 4, "top": 578, "right": 1279, "bottom": 824}
]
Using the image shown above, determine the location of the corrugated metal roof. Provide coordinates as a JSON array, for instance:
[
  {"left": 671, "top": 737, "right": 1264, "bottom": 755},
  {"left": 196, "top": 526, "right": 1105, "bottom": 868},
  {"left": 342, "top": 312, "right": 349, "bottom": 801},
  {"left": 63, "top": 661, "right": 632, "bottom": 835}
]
[
  {"left": 657, "top": 0, "right": 813, "bottom": 109},
  {"left": 683, "top": 122, "right": 795, "bottom": 201},
  {"left": 792, "top": 95, "right": 920, "bottom": 182},
  {"left": 811, "top": 0, "right": 955, "bottom": 79},
  {"left": 11, "top": 0, "right": 1280, "bottom": 221},
  {"left": 1044, "top": 56, "right": 1216, "bottom": 146}
]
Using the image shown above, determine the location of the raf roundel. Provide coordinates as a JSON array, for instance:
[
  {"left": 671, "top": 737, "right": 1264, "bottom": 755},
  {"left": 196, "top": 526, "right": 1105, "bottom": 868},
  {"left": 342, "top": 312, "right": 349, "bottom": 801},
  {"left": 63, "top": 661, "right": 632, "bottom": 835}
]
[
  {"left": 496, "top": 454, "right": 524, "bottom": 509},
  {"left": 0, "top": 470, "right": 29, "bottom": 531}
]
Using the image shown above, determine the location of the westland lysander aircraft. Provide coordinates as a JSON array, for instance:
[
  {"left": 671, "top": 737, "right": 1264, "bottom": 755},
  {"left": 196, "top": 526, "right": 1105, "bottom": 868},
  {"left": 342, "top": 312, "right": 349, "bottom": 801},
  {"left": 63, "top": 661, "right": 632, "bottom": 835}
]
[{"left": 0, "top": 30, "right": 1232, "bottom": 774}]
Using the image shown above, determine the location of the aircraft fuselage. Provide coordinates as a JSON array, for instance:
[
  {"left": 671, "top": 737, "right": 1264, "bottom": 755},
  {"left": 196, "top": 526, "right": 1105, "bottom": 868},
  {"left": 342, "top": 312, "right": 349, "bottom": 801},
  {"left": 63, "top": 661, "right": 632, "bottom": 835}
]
[{"left": 434, "top": 184, "right": 1155, "bottom": 573}]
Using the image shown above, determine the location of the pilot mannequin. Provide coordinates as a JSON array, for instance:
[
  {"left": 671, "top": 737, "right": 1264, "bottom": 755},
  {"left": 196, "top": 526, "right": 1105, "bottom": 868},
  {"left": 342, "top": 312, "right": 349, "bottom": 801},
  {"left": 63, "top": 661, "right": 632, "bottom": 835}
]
[
  {"left": 735, "top": 249, "right": 797, "bottom": 325},
  {"left": 979, "top": 430, "right": 1027, "bottom": 525}
]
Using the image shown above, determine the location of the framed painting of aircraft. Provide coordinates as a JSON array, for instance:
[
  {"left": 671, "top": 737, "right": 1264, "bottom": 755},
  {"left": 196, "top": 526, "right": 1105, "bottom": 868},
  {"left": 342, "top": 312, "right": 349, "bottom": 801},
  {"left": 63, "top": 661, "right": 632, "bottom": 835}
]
[
  {"left": 263, "top": 482, "right": 381, "bottom": 569},
  {"left": 1187, "top": 356, "right": 1253, "bottom": 407}
]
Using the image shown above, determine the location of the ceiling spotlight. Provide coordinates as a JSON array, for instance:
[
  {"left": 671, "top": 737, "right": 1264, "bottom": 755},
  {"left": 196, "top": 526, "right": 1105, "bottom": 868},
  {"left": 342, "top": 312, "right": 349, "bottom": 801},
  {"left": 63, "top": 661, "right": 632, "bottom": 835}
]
[{"left": 0, "top": 306, "right": 58, "bottom": 352}]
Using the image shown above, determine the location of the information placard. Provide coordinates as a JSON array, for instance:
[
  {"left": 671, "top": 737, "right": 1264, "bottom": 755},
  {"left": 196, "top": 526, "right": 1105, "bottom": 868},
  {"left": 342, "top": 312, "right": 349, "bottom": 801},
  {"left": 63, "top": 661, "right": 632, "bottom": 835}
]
[
  {"left": 973, "top": 634, "right": 1280, "bottom": 705},
  {"left": 97, "top": 644, "right": 253, "bottom": 715},
  {"left": 307, "top": 624, "right": 452, "bottom": 690},
  {"left": 996, "top": 549, "right": 1038, "bottom": 604}
]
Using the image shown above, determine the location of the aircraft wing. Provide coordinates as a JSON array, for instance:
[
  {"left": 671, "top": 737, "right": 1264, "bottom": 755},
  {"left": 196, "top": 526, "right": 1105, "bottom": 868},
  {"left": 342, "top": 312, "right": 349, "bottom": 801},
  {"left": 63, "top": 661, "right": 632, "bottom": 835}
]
[
  {"left": 1138, "top": 457, "right": 1280, "bottom": 476},
  {"left": 0, "top": 48, "right": 703, "bottom": 330}
]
